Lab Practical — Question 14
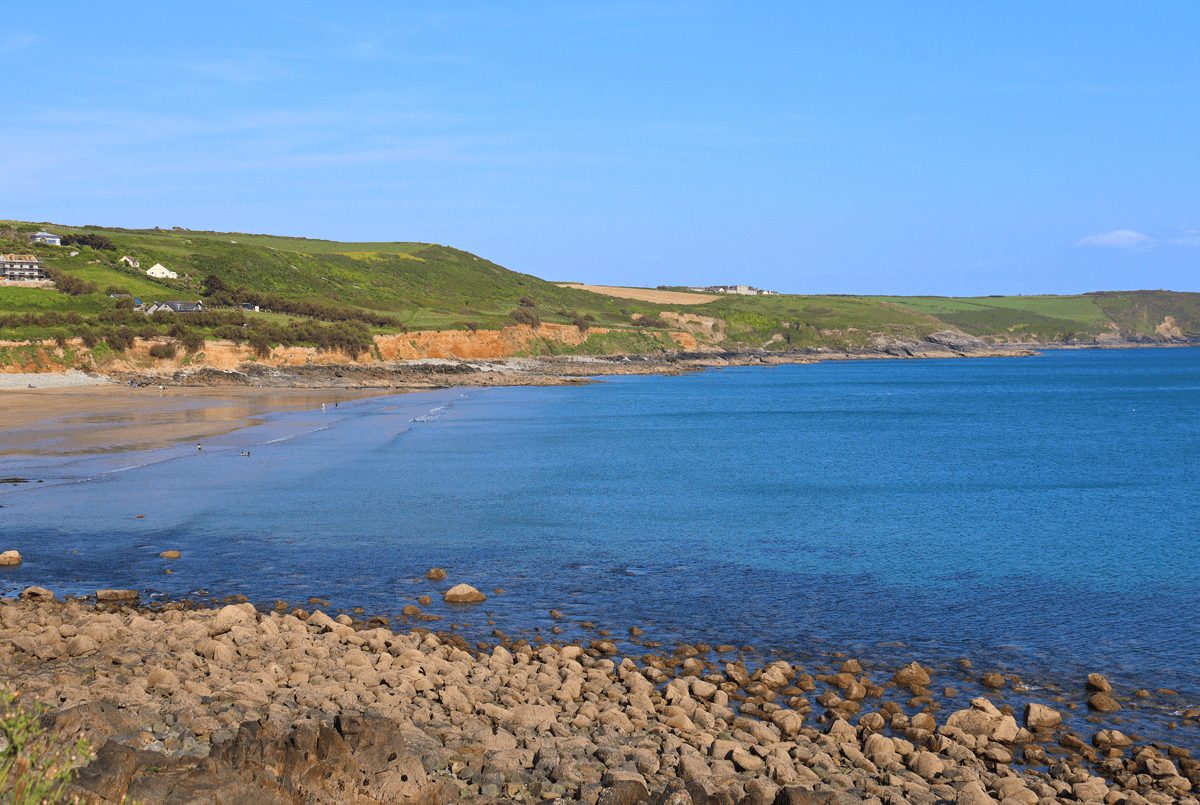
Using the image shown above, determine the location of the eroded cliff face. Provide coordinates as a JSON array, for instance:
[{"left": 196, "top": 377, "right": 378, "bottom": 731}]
[{"left": 0, "top": 324, "right": 700, "bottom": 375}]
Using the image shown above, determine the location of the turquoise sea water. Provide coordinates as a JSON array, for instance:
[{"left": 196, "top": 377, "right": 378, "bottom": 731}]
[{"left": 2, "top": 348, "right": 1198, "bottom": 737}]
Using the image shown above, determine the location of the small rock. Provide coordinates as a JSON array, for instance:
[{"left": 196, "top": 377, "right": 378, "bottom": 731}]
[
  {"left": 159, "top": 550, "right": 181, "bottom": 559},
  {"left": 980, "top": 672, "right": 1005, "bottom": 689},
  {"left": 402, "top": 604, "right": 421, "bottom": 616},
  {"left": 425, "top": 568, "right": 448, "bottom": 580},
  {"left": 1086, "top": 673, "right": 1112, "bottom": 692},
  {"left": 0, "top": 550, "right": 21, "bottom": 566},
  {"left": 418, "top": 595, "right": 431, "bottom": 606},
  {"left": 443, "top": 584, "right": 486, "bottom": 603}
]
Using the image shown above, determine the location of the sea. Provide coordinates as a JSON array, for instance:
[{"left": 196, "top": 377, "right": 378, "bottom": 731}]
[{"left": 2, "top": 347, "right": 1198, "bottom": 743}]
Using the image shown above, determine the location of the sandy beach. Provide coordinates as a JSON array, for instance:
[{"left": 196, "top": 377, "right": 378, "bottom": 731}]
[{"left": 0, "top": 383, "right": 403, "bottom": 457}]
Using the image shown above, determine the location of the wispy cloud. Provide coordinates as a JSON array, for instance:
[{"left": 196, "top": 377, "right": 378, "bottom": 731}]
[
  {"left": 1075, "top": 230, "right": 1152, "bottom": 248},
  {"left": 1167, "top": 227, "right": 1200, "bottom": 247}
]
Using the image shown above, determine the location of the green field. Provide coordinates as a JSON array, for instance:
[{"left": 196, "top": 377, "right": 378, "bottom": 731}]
[{"left": 3, "top": 219, "right": 1198, "bottom": 353}]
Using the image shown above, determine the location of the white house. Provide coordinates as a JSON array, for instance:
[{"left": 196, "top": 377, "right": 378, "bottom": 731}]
[
  {"left": 29, "top": 231, "right": 62, "bottom": 246},
  {"left": 119, "top": 256, "right": 140, "bottom": 268},
  {"left": 146, "top": 263, "right": 178, "bottom": 279},
  {"left": 146, "top": 300, "right": 204, "bottom": 314}
]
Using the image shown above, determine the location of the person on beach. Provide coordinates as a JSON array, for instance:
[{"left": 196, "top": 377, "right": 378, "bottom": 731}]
[{"left": 197, "top": 443, "right": 202, "bottom": 451}]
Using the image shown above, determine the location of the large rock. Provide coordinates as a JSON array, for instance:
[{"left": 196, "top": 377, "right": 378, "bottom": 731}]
[
  {"left": 73, "top": 714, "right": 440, "bottom": 805},
  {"left": 893, "top": 661, "right": 930, "bottom": 687},
  {"left": 945, "top": 697, "right": 1019, "bottom": 741},
  {"left": 208, "top": 603, "right": 257, "bottom": 636},
  {"left": 1023, "top": 702, "right": 1062, "bottom": 728},
  {"left": 0, "top": 549, "right": 21, "bottom": 566},
  {"left": 499, "top": 704, "right": 556, "bottom": 733},
  {"left": 443, "top": 583, "right": 486, "bottom": 603},
  {"left": 1088, "top": 693, "right": 1121, "bottom": 712},
  {"left": 96, "top": 589, "right": 139, "bottom": 601},
  {"left": 21, "top": 586, "right": 54, "bottom": 601}
]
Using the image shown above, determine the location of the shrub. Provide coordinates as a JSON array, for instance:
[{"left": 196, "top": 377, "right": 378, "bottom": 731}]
[
  {"left": 573, "top": 315, "right": 589, "bottom": 333},
  {"left": 519, "top": 297, "right": 536, "bottom": 308},
  {"left": 103, "top": 327, "right": 136, "bottom": 352},
  {"left": 249, "top": 333, "right": 272, "bottom": 359},
  {"left": 512, "top": 308, "right": 540, "bottom": 328},
  {"left": 148, "top": 343, "right": 176, "bottom": 359},
  {"left": 0, "top": 686, "right": 93, "bottom": 804},
  {"left": 178, "top": 330, "right": 206, "bottom": 353}
]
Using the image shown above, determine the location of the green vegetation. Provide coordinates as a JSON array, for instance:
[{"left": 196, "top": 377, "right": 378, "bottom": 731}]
[
  {"left": 0, "top": 687, "right": 93, "bottom": 804},
  {"left": 2, "top": 219, "right": 1197, "bottom": 358}
]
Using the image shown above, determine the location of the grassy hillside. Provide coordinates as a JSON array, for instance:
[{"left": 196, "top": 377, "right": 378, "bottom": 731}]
[
  {"left": 2, "top": 220, "right": 1198, "bottom": 361},
  {"left": 871, "top": 292, "right": 1200, "bottom": 342}
]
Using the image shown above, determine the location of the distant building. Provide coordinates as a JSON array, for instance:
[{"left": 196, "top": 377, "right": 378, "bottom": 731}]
[
  {"left": 147, "top": 300, "right": 204, "bottom": 314},
  {"left": 702, "top": 284, "right": 779, "bottom": 296},
  {"left": 118, "top": 255, "right": 140, "bottom": 268},
  {"left": 0, "top": 254, "right": 48, "bottom": 281},
  {"left": 146, "top": 263, "right": 178, "bottom": 279},
  {"left": 238, "top": 303, "right": 260, "bottom": 312},
  {"left": 29, "top": 231, "right": 62, "bottom": 246}
]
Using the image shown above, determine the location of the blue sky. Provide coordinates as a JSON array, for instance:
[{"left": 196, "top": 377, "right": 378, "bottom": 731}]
[{"left": 4, "top": 2, "right": 1197, "bottom": 295}]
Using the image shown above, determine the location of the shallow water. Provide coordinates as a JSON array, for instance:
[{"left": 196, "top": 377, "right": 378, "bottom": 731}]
[{"left": 2, "top": 348, "right": 1198, "bottom": 743}]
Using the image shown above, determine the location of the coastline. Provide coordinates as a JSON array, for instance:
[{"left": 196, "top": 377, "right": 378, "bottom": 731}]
[{"left": 4, "top": 350, "right": 1198, "bottom": 803}]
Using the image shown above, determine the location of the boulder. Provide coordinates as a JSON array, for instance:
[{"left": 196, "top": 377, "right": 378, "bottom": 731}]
[
  {"left": 21, "top": 586, "right": 55, "bottom": 601},
  {"left": 443, "top": 583, "right": 486, "bottom": 603},
  {"left": 96, "top": 589, "right": 139, "bottom": 601},
  {"left": 66, "top": 635, "right": 101, "bottom": 657},
  {"left": 945, "top": 697, "right": 1019, "bottom": 741},
  {"left": 1086, "top": 673, "right": 1112, "bottom": 692},
  {"left": 980, "top": 672, "right": 1005, "bottom": 689},
  {"left": 1023, "top": 702, "right": 1062, "bottom": 728},
  {"left": 209, "top": 604, "right": 257, "bottom": 636},
  {"left": 1087, "top": 693, "right": 1121, "bottom": 712},
  {"left": 893, "top": 661, "right": 930, "bottom": 687},
  {"left": 1092, "top": 729, "right": 1132, "bottom": 748},
  {"left": 425, "top": 567, "right": 447, "bottom": 580},
  {"left": 0, "top": 550, "right": 21, "bottom": 566},
  {"left": 598, "top": 769, "right": 650, "bottom": 805}
]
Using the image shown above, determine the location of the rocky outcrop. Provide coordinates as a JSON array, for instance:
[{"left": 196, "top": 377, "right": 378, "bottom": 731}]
[{"left": 0, "top": 595, "right": 1195, "bottom": 805}]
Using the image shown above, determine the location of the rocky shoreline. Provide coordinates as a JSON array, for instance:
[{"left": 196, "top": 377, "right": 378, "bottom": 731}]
[
  {"left": 2, "top": 583, "right": 1197, "bottom": 805},
  {"left": 105, "top": 331, "right": 1041, "bottom": 390}
]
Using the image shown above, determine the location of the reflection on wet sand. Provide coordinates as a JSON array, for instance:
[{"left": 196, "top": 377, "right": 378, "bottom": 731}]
[{"left": 0, "top": 387, "right": 402, "bottom": 456}]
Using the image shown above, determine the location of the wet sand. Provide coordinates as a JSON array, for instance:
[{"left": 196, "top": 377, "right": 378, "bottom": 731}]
[{"left": 0, "top": 386, "right": 403, "bottom": 457}]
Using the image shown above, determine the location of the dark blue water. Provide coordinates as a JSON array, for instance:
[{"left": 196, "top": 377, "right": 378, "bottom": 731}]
[{"left": 2, "top": 349, "right": 1198, "bottom": 739}]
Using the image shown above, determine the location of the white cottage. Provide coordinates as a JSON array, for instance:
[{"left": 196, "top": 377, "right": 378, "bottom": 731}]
[
  {"left": 29, "top": 231, "right": 62, "bottom": 246},
  {"left": 146, "top": 263, "right": 178, "bottom": 279}
]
